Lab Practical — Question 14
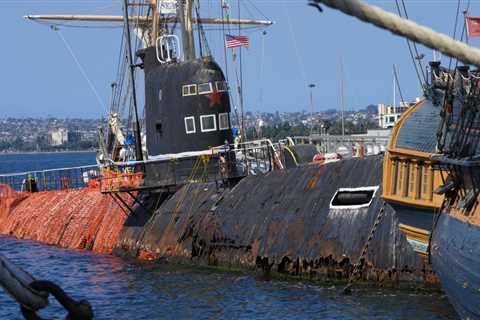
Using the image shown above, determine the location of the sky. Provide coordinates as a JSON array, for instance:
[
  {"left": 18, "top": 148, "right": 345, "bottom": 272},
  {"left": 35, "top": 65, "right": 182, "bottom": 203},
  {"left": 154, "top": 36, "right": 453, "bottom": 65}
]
[{"left": 1, "top": 0, "right": 480, "bottom": 118}]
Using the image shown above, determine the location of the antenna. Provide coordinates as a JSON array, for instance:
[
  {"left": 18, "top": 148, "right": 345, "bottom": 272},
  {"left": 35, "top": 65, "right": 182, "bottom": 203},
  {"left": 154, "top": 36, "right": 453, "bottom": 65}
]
[
  {"left": 308, "top": 84, "right": 316, "bottom": 136},
  {"left": 339, "top": 55, "right": 345, "bottom": 137}
]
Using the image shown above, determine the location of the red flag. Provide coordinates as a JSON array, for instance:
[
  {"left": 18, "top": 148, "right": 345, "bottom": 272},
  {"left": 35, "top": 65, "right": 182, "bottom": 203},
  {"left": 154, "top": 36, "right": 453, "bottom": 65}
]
[{"left": 466, "top": 16, "right": 480, "bottom": 37}]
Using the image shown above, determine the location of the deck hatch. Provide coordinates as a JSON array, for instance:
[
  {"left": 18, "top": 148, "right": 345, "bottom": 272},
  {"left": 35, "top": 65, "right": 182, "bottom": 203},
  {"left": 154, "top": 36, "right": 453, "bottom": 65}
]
[{"left": 329, "top": 186, "right": 379, "bottom": 209}]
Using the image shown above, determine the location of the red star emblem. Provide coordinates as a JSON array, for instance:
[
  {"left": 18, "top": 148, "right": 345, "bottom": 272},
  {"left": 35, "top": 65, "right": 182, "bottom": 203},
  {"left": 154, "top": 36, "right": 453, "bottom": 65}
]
[{"left": 207, "top": 89, "right": 221, "bottom": 107}]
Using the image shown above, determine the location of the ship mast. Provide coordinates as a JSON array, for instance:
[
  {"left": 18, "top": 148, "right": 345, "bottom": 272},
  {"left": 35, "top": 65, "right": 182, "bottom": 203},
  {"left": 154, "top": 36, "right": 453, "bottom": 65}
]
[
  {"left": 179, "top": 0, "right": 195, "bottom": 61},
  {"left": 123, "top": 0, "right": 143, "bottom": 161},
  {"left": 151, "top": 0, "right": 159, "bottom": 43}
]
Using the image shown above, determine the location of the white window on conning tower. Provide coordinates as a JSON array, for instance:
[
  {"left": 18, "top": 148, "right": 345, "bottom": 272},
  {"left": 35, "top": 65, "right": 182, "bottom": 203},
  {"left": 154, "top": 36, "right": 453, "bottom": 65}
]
[
  {"left": 198, "top": 83, "right": 213, "bottom": 95},
  {"left": 200, "top": 114, "right": 217, "bottom": 132},
  {"left": 218, "top": 113, "right": 230, "bottom": 130},
  {"left": 182, "top": 84, "right": 197, "bottom": 96},
  {"left": 215, "top": 81, "right": 229, "bottom": 92},
  {"left": 184, "top": 116, "right": 196, "bottom": 134}
]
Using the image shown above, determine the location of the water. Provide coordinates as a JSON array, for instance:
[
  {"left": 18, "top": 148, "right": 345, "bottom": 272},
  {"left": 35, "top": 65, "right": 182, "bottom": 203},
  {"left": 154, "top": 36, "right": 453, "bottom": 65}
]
[
  {"left": 0, "top": 236, "right": 457, "bottom": 320},
  {"left": 0, "top": 152, "right": 96, "bottom": 174},
  {"left": 0, "top": 153, "right": 458, "bottom": 319}
]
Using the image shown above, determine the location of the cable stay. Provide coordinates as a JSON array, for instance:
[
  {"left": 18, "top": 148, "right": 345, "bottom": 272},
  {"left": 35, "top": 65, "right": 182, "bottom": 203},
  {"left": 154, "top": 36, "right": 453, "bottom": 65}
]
[
  {"left": 393, "top": 64, "right": 406, "bottom": 108},
  {"left": 50, "top": 26, "right": 109, "bottom": 116}
]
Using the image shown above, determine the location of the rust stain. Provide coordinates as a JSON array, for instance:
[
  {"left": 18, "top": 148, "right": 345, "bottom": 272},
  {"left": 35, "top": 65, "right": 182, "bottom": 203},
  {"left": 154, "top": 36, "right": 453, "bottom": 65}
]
[
  {"left": 307, "top": 168, "right": 323, "bottom": 189},
  {"left": 137, "top": 249, "right": 158, "bottom": 260}
]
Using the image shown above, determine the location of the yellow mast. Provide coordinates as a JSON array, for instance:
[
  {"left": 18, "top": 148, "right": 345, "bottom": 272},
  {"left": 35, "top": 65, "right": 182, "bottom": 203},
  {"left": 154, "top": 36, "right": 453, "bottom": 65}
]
[{"left": 150, "top": 0, "right": 159, "bottom": 43}]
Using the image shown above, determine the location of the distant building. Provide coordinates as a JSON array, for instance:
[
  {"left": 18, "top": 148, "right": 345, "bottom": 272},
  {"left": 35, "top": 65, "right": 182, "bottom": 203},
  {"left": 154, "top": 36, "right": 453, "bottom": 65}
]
[
  {"left": 377, "top": 102, "right": 410, "bottom": 129},
  {"left": 48, "top": 128, "right": 68, "bottom": 146},
  {"left": 67, "top": 131, "right": 82, "bottom": 144}
]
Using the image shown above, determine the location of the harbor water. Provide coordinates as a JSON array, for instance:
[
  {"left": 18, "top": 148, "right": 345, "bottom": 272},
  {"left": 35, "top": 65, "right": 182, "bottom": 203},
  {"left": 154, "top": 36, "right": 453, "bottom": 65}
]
[{"left": 0, "top": 153, "right": 458, "bottom": 319}]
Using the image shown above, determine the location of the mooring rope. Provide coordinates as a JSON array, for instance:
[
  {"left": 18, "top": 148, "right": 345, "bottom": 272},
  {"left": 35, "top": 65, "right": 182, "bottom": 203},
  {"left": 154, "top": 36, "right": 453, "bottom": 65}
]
[{"left": 314, "top": 0, "right": 480, "bottom": 67}]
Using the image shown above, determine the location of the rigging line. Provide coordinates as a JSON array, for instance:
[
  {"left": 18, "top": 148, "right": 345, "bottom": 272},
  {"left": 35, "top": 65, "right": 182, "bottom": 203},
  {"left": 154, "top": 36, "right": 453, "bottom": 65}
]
[
  {"left": 221, "top": 1, "right": 230, "bottom": 84},
  {"left": 242, "top": 1, "right": 257, "bottom": 21},
  {"left": 400, "top": 0, "right": 427, "bottom": 85},
  {"left": 220, "top": 1, "right": 239, "bottom": 127},
  {"left": 238, "top": 0, "right": 245, "bottom": 137},
  {"left": 55, "top": 29, "right": 108, "bottom": 115},
  {"left": 393, "top": 0, "right": 423, "bottom": 88},
  {"left": 124, "top": 2, "right": 143, "bottom": 132},
  {"left": 450, "top": 4, "right": 469, "bottom": 98},
  {"left": 439, "top": 0, "right": 465, "bottom": 152},
  {"left": 224, "top": 1, "right": 241, "bottom": 128},
  {"left": 114, "top": 28, "right": 126, "bottom": 112},
  {"left": 195, "top": 0, "right": 204, "bottom": 57},
  {"left": 446, "top": 0, "right": 470, "bottom": 153},
  {"left": 195, "top": 0, "right": 212, "bottom": 57},
  {"left": 32, "top": 19, "right": 120, "bottom": 29},
  {"left": 450, "top": 21, "right": 471, "bottom": 154},
  {"left": 258, "top": 30, "right": 266, "bottom": 111},
  {"left": 246, "top": 0, "right": 270, "bottom": 21},
  {"left": 459, "top": 0, "right": 471, "bottom": 46},
  {"left": 447, "top": 0, "right": 462, "bottom": 70},
  {"left": 131, "top": 4, "right": 140, "bottom": 59},
  {"left": 393, "top": 64, "right": 406, "bottom": 107},
  {"left": 282, "top": 1, "right": 309, "bottom": 100},
  {"left": 117, "top": 49, "right": 128, "bottom": 116}
]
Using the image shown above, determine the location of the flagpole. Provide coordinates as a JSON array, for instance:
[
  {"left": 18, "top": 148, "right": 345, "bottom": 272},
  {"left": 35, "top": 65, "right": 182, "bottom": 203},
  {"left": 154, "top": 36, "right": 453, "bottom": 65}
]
[{"left": 464, "top": 10, "right": 470, "bottom": 45}]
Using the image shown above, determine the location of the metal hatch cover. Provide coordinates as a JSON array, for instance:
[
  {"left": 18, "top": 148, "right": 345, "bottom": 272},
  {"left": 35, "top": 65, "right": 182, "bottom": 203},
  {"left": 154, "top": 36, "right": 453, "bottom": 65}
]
[{"left": 329, "top": 186, "right": 379, "bottom": 210}]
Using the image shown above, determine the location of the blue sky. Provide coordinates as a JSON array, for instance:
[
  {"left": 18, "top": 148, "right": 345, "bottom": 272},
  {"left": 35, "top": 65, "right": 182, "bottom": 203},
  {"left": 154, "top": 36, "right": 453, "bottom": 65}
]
[{"left": 1, "top": 0, "right": 480, "bottom": 118}]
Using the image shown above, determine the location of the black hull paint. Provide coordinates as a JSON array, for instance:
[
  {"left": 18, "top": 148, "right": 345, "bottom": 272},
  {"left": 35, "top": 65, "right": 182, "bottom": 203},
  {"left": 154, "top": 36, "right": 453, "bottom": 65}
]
[{"left": 431, "top": 213, "right": 480, "bottom": 319}]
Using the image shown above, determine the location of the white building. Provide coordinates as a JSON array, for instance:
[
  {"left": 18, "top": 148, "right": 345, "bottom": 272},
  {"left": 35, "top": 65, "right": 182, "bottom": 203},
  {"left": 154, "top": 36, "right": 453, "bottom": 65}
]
[
  {"left": 48, "top": 128, "right": 68, "bottom": 146},
  {"left": 377, "top": 102, "right": 409, "bottom": 129}
]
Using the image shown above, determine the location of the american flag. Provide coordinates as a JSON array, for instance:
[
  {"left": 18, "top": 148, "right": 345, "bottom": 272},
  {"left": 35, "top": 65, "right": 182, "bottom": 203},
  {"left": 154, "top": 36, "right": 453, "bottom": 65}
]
[{"left": 225, "top": 34, "right": 249, "bottom": 49}]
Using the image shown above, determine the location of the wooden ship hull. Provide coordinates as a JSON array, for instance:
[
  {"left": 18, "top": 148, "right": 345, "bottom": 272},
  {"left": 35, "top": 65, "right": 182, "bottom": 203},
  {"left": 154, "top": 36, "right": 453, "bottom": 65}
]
[{"left": 431, "top": 211, "right": 480, "bottom": 319}]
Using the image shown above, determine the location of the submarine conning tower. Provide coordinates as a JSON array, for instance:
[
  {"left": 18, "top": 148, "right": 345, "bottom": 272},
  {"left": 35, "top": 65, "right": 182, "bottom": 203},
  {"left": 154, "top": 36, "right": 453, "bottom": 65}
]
[{"left": 138, "top": 47, "right": 233, "bottom": 156}]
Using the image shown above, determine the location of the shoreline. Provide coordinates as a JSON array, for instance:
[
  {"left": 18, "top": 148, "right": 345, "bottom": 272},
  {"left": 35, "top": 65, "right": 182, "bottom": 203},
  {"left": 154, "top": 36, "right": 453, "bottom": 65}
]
[{"left": 0, "top": 150, "right": 96, "bottom": 156}]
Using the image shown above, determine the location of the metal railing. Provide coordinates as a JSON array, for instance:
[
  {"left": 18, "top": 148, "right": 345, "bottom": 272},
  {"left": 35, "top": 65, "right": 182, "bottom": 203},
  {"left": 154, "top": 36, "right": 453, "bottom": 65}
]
[
  {"left": 99, "top": 139, "right": 286, "bottom": 193},
  {"left": 0, "top": 140, "right": 287, "bottom": 195},
  {"left": 0, "top": 165, "right": 100, "bottom": 193}
]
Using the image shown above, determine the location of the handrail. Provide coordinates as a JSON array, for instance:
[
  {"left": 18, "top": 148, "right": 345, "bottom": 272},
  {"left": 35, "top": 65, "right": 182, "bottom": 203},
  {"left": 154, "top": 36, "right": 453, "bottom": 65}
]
[
  {"left": 0, "top": 140, "right": 287, "bottom": 194},
  {"left": 0, "top": 164, "right": 98, "bottom": 178}
]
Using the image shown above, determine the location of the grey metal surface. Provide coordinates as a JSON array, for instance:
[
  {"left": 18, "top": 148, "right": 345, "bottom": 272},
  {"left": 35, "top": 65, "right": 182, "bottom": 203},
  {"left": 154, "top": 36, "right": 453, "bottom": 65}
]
[
  {"left": 396, "top": 100, "right": 441, "bottom": 153},
  {"left": 116, "top": 156, "right": 431, "bottom": 284}
]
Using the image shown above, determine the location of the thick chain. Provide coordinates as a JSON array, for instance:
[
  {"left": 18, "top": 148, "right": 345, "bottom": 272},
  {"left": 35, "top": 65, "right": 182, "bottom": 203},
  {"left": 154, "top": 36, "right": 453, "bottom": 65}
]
[{"left": 343, "top": 201, "right": 386, "bottom": 294}]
